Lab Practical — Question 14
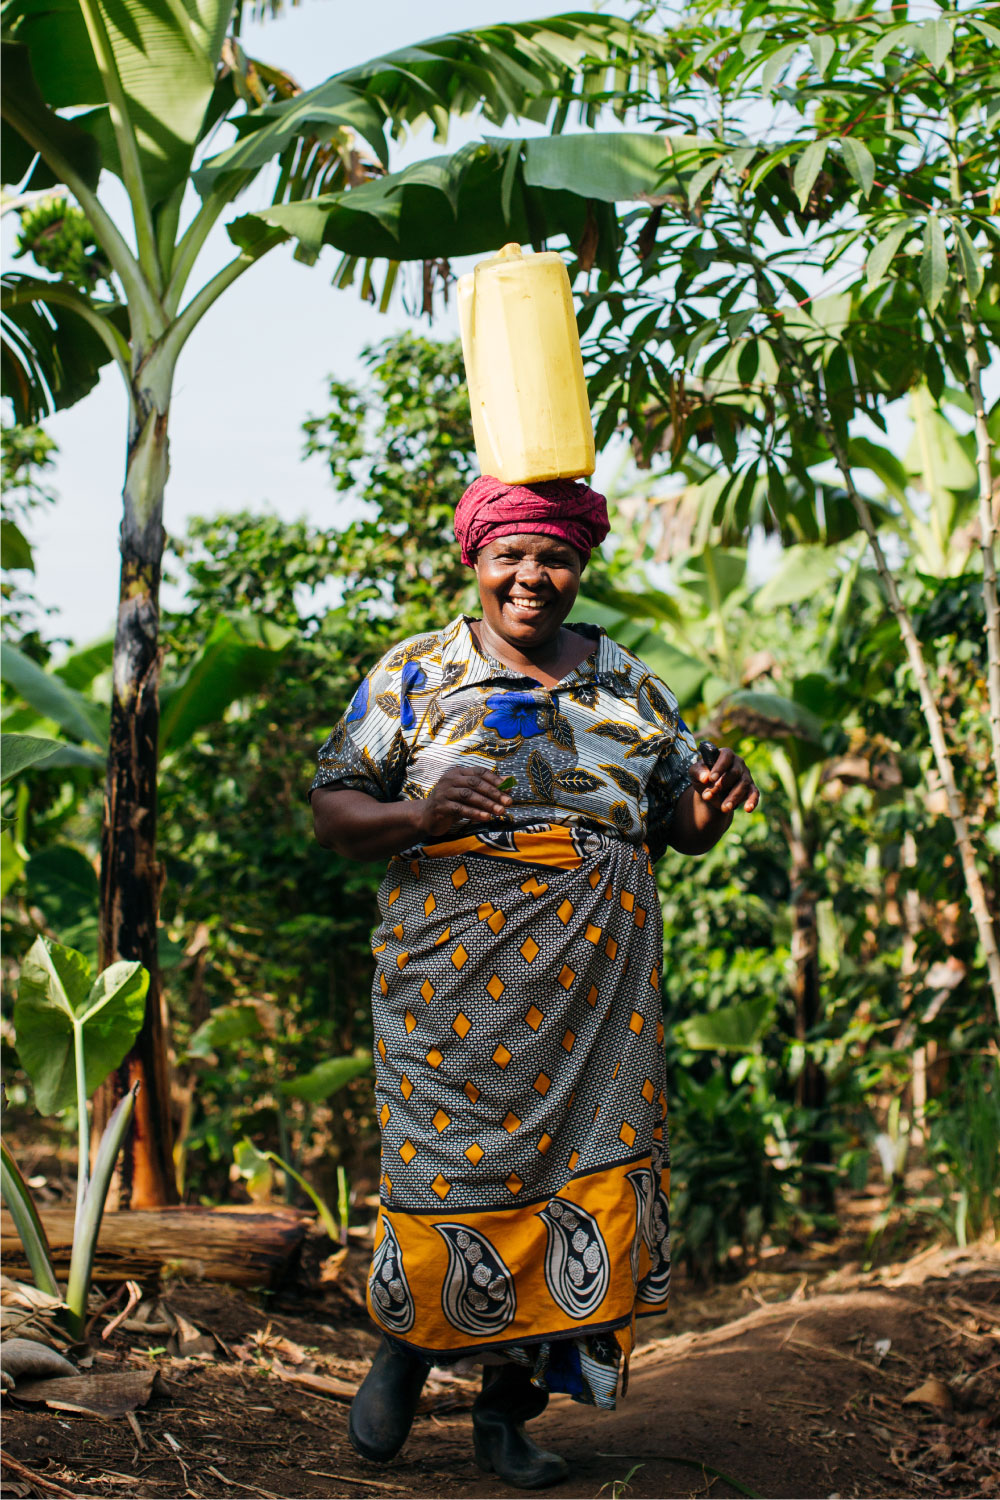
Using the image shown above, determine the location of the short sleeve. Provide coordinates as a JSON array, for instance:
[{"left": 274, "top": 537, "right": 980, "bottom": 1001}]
[
  {"left": 638, "top": 675, "right": 699, "bottom": 862},
  {"left": 309, "top": 653, "right": 412, "bottom": 803}
]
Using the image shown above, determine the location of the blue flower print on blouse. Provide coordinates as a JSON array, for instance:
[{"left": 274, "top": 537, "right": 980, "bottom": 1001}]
[
  {"left": 483, "top": 691, "right": 546, "bottom": 741},
  {"left": 345, "top": 675, "right": 370, "bottom": 723},
  {"left": 399, "top": 660, "right": 428, "bottom": 731}
]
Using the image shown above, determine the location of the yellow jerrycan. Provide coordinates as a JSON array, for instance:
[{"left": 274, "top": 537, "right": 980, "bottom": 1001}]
[{"left": 458, "top": 243, "right": 595, "bottom": 484}]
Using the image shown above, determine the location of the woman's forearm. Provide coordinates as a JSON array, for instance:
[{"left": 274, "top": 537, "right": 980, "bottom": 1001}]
[
  {"left": 665, "top": 784, "right": 733, "bottom": 856},
  {"left": 311, "top": 786, "right": 426, "bottom": 860}
]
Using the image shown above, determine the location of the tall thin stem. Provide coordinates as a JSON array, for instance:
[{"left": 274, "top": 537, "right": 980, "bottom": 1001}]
[
  {"left": 946, "top": 97, "right": 1000, "bottom": 787},
  {"left": 74, "top": 1021, "right": 89, "bottom": 1241}
]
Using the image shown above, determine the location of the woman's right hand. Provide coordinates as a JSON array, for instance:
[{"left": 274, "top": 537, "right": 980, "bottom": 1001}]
[{"left": 417, "top": 766, "right": 512, "bottom": 839}]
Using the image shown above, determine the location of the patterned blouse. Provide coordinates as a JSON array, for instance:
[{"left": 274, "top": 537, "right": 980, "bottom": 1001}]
[{"left": 311, "top": 616, "right": 698, "bottom": 860}]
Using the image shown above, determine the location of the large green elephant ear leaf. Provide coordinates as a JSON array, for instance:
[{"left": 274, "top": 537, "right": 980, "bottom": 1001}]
[
  {"left": 1, "top": 732, "right": 60, "bottom": 781},
  {"left": 676, "top": 996, "right": 774, "bottom": 1052},
  {"left": 3, "top": 0, "right": 235, "bottom": 207},
  {"left": 14, "top": 937, "right": 148, "bottom": 1115}
]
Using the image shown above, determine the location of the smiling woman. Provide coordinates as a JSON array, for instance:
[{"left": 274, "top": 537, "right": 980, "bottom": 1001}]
[{"left": 309, "top": 474, "right": 759, "bottom": 1489}]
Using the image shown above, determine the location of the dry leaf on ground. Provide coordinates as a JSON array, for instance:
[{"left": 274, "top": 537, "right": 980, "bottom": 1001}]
[
  {"left": 12, "top": 1367, "right": 165, "bottom": 1418},
  {"left": 902, "top": 1376, "right": 953, "bottom": 1411},
  {"left": 0, "top": 1339, "right": 77, "bottom": 1388}
]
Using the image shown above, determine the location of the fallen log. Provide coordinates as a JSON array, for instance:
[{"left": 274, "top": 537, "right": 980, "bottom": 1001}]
[{"left": 1, "top": 1205, "right": 311, "bottom": 1290}]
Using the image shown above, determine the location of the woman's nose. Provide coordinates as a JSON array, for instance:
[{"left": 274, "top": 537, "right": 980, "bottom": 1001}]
[{"left": 514, "top": 558, "right": 545, "bottom": 586}]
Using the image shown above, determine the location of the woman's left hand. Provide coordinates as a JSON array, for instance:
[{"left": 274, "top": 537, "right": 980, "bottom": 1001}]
[{"left": 689, "top": 747, "right": 759, "bottom": 816}]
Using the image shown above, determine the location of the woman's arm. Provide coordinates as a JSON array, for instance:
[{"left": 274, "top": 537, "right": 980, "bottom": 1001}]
[
  {"left": 666, "top": 748, "right": 759, "bottom": 856},
  {"left": 312, "top": 766, "right": 513, "bottom": 861}
]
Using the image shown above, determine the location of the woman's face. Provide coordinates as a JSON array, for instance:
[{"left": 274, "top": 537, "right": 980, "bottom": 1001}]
[{"left": 474, "top": 533, "right": 583, "bottom": 652}]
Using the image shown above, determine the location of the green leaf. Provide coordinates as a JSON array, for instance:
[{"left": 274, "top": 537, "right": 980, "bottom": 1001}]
[
  {"left": 760, "top": 42, "right": 799, "bottom": 94},
  {"left": 0, "top": 643, "right": 108, "bottom": 748},
  {"left": 0, "top": 41, "right": 102, "bottom": 193},
  {"left": 969, "top": 17, "right": 1000, "bottom": 46},
  {"left": 1, "top": 732, "right": 60, "bottom": 781},
  {"left": 920, "top": 214, "right": 948, "bottom": 314},
  {"left": 53, "top": 638, "right": 113, "bottom": 693},
  {"left": 866, "top": 221, "right": 911, "bottom": 292},
  {"left": 24, "top": 845, "right": 99, "bottom": 959},
  {"left": 808, "top": 33, "right": 835, "bottom": 75},
  {"left": 202, "top": 14, "right": 667, "bottom": 197},
  {"left": 841, "top": 137, "right": 875, "bottom": 198},
  {"left": 233, "top": 1137, "right": 273, "bottom": 1202},
  {"left": 793, "top": 140, "right": 827, "bottom": 212},
  {"left": 187, "top": 1004, "right": 264, "bottom": 1060},
  {"left": 281, "top": 1052, "right": 373, "bottom": 1103},
  {"left": 686, "top": 154, "right": 725, "bottom": 209},
  {"left": 953, "top": 221, "right": 984, "bottom": 298},
  {"left": 676, "top": 996, "right": 774, "bottom": 1052},
  {"left": 847, "top": 436, "right": 909, "bottom": 501},
  {"left": 581, "top": 578, "right": 684, "bottom": 627},
  {"left": 1, "top": 830, "right": 25, "bottom": 899},
  {"left": 871, "top": 22, "right": 921, "bottom": 66},
  {"left": 14, "top": 937, "right": 148, "bottom": 1115},
  {"left": 720, "top": 689, "right": 828, "bottom": 744},
  {"left": 64, "top": 1084, "right": 136, "bottom": 1339},
  {"left": 905, "top": 384, "right": 977, "bottom": 502},
  {"left": 159, "top": 612, "right": 293, "bottom": 752},
  {"left": 2, "top": 273, "right": 123, "bottom": 425},
  {"left": 231, "top": 132, "right": 702, "bottom": 268},
  {"left": 0, "top": 1137, "right": 62, "bottom": 1300},
  {"left": 919, "top": 18, "right": 954, "bottom": 70},
  {"left": 635, "top": 636, "right": 711, "bottom": 710},
  {"left": 521, "top": 131, "right": 708, "bottom": 203},
  {"left": 195, "top": 80, "right": 390, "bottom": 194},
  {"left": 1, "top": 517, "right": 34, "bottom": 571},
  {"left": 753, "top": 546, "right": 837, "bottom": 611}
]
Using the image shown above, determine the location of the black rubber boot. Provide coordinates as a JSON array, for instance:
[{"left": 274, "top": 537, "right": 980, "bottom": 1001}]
[
  {"left": 472, "top": 1363, "right": 570, "bottom": 1489},
  {"left": 348, "top": 1335, "right": 431, "bottom": 1462}
]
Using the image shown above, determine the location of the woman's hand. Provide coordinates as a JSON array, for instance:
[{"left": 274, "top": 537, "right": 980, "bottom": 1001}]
[
  {"left": 667, "top": 747, "right": 759, "bottom": 856},
  {"left": 689, "top": 747, "right": 759, "bottom": 815},
  {"left": 418, "top": 766, "right": 512, "bottom": 840}
]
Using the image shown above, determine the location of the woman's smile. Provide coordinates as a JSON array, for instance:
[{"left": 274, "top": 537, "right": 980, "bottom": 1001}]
[{"left": 504, "top": 593, "right": 551, "bottom": 620}]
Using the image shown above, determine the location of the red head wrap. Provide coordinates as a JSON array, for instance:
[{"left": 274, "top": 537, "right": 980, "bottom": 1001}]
[{"left": 454, "top": 476, "right": 610, "bottom": 566}]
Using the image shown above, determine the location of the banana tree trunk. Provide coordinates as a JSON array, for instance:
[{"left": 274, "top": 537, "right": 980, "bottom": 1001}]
[{"left": 92, "top": 368, "right": 177, "bottom": 1210}]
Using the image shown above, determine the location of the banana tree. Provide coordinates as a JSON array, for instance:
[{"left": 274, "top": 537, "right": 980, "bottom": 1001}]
[{"left": 1, "top": 3, "right": 668, "bottom": 1204}]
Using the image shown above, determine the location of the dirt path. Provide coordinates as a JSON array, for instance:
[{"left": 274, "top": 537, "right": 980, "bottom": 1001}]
[{"left": 3, "top": 1246, "right": 997, "bottom": 1499}]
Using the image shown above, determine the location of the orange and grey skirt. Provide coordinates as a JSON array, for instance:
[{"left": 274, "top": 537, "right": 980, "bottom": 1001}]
[{"left": 365, "top": 823, "right": 670, "bottom": 1408}]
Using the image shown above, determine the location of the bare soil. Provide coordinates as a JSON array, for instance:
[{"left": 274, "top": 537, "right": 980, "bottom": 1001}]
[{"left": 2, "top": 1241, "right": 998, "bottom": 1500}]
